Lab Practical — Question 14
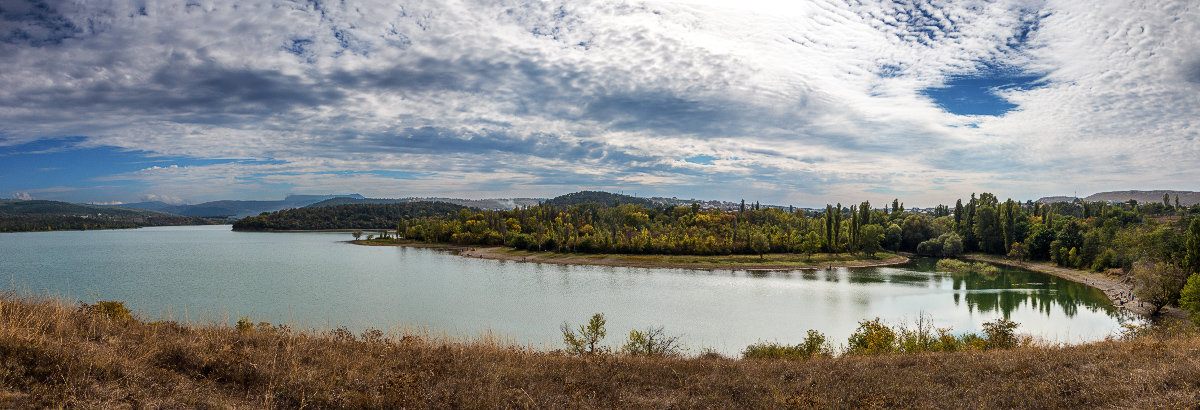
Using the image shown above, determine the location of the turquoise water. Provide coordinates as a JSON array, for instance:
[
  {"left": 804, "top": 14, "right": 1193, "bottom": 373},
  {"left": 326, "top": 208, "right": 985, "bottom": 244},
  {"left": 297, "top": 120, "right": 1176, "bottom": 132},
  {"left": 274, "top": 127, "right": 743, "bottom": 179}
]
[{"left": 0, "top": 225, "right": 1134, "bottom": 354}]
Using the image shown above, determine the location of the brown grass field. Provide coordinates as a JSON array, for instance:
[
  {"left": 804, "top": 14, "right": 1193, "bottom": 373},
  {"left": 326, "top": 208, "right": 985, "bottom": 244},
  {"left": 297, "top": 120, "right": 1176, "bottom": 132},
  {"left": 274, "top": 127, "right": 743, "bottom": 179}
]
[{"left": 2, "top": 292, "right": 1199, "bottom": 408}]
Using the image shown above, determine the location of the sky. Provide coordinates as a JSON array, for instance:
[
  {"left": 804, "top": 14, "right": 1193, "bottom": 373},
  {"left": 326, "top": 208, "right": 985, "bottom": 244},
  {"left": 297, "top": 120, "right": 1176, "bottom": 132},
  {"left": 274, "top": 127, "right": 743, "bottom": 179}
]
[{"left": 1, "top": 0, "right": 1198, "bottom": 207}]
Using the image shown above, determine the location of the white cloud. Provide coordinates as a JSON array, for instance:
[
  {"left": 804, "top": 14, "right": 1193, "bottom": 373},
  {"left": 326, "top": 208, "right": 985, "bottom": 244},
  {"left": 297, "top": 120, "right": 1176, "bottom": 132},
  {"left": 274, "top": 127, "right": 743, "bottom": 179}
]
[
  {"left": 0, "top": 0, "right": 1196, "bottom": 206},
  {"left": 11, "top": 192, "right": 33, "bottom": 200}
]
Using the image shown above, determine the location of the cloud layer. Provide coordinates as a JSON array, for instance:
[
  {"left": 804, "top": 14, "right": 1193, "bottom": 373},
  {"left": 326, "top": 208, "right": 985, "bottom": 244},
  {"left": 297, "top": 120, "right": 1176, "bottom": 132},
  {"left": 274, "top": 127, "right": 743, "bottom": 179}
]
[{"left": 1, "top": 0, "right": 1197, "bottom": 206}]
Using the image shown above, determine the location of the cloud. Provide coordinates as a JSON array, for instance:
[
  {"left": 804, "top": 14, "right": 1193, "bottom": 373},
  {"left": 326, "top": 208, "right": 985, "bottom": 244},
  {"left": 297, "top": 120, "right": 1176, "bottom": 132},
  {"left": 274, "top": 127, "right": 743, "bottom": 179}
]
[
  {"left": 11, "top": 192, "right": 33, "bottom": 200},
  {"left": 138, "top": 193, "right": 185, "bottom": 205},
  {"left": 0, "top": 0, "right": 1197, "bottom": 206}
]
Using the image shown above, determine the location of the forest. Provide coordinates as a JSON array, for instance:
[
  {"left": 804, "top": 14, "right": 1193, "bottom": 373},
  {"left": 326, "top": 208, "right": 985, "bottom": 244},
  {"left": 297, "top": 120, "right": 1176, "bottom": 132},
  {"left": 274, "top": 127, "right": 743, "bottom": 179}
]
[
  {"left": 233, "top": 191, "right": 1200, "bottom": 316},
  {"left": 231, "top": 201, "right": 471, "bottom": 231},
  {"left": 0, "top": 200, "right": 211, "bottom": 232}
]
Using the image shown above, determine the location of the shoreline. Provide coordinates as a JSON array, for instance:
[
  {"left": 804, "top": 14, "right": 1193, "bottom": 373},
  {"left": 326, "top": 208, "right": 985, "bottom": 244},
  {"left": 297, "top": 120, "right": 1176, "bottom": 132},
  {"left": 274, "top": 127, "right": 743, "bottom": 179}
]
[
  {"left": 961, "top": 254, "right": 1187, "bottom": 320},
  {"left": 353, "top": 239, "right": 909, "bottom": 270}
]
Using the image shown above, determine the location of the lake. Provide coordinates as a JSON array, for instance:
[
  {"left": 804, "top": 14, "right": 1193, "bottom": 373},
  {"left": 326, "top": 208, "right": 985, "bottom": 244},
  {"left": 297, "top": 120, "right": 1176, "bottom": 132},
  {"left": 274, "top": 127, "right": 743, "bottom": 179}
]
[{"left": 0, "top": 225, "right": 1136, "bottom": 355}]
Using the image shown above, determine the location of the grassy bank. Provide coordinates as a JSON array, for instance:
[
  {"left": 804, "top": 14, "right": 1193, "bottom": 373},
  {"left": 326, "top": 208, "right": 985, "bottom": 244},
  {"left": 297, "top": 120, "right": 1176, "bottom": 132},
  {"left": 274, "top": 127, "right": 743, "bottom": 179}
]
[{"left": 3, "top": 293, "right": 1200, "bottom": 407}]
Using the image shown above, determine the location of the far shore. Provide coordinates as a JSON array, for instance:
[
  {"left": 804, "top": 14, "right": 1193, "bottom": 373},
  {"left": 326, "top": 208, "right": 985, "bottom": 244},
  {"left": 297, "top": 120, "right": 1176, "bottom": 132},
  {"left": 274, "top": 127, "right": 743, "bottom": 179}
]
[
  {"left": 961, "top": 254, "right": 1188, "bottom": 321},
  {"left": 351, "top": 238, "right": 909, "bottom": 270}
]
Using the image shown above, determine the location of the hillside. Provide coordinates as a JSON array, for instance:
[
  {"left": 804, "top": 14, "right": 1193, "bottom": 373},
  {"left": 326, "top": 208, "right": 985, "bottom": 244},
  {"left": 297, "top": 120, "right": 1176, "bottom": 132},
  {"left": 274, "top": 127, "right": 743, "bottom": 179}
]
[
  {"left": 231, "top": 201, "right": 472, "bottom": 231},
  {"left": 1085, "top": 190, "right": 1200, "bottom": 206},
  {"left": 0, "top": 200, "right": 210, "bottom": 232},
  {"left": 1039, "top": 190, "right": 1200, "bottom": 206},
  {"left": 542, "top": 191, "right": 655, "bottom": 208}
]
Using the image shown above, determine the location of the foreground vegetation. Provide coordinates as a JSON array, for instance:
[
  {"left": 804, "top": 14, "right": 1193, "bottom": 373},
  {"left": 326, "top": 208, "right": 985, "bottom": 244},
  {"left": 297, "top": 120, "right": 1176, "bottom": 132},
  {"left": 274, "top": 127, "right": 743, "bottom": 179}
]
[{"left": 3, "top": 293, "right": 1200, "bottom": 407}]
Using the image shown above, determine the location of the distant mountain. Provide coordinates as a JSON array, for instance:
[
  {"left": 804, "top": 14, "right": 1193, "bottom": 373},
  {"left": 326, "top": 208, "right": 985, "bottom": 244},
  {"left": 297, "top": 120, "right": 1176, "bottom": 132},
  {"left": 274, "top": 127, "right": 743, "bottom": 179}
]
[
  {"left": 115, "top": 194, "right": 365, "bottom": 218},
  {"left": 1038, "top": 190, "right": 1200, "bottom": 206},
  {"left": 101, "top": 201, "right": 176, "bottom": 212},
  {"left": 1036, "top": 196, "right": 1078, "bottom": 204},
  {"left": 542, "top": 191, "right": 654, "bottom": 208},
  {"left": 306, "top": 196, "right": 542, "bottom": 210},
  {"left": 0, "top": 199, "right": 210, "bottom": 232}
]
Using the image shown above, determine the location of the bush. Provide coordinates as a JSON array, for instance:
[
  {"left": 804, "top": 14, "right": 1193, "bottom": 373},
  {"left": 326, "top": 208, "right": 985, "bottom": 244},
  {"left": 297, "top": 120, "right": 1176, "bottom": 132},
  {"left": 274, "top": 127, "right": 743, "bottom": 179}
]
[
  {"left": 236, "top": 316, "right": 254, "bottom": 332},
  {"left": 561, "top": 313, "right": 607, "bottom": 355},
  {"left": 846, "top": 318, "right": 896, "bottom": 355},
  {"left": 982, "top": 318, "right": 1020, "bottom": 349},
  {"left": 83, "top": 300, "right": 133, "bottom": 322},
  {"left": 936, "top": 259, "right": 1000, "bottom": 276},
  {"left": 621, "top": 326, "right": 682, "bottom": 357},
  {"left": 742, "top": 330, "right": 831, "bottom": 359}
]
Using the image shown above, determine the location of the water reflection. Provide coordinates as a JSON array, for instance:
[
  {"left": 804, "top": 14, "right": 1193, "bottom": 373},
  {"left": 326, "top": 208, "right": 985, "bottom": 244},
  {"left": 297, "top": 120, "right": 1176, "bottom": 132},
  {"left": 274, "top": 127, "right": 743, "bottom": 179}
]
[{"left": 808, "top": 258, "right": 1116, "bottom": 320}]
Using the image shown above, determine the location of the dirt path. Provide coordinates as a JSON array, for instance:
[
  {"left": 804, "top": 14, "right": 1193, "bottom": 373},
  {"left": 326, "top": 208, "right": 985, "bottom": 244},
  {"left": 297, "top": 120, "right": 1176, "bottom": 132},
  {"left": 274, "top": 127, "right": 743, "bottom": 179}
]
[{"left": 962, "top": 254, "right": 1187, "bottom": 321}]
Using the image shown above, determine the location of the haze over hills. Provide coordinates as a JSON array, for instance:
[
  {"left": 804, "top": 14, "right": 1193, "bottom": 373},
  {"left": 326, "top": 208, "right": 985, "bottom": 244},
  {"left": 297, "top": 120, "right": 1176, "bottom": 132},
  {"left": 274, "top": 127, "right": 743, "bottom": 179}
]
[
  {"left": 1037, "top": 190, "right": 1200, "bottom": 206},
  {"left": 109, "top": 194, "right": 366, "bottom": 218},
  {"left": 306, "top": 196, "right": 543, "bottom": 211}
]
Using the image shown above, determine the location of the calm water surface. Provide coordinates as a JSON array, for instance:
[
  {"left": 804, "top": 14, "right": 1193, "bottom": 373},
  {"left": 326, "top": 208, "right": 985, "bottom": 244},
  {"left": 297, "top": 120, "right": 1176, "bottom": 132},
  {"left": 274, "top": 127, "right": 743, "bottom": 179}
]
[{"left": 0, "top": 225, "right": 1136, "bottom": 354}]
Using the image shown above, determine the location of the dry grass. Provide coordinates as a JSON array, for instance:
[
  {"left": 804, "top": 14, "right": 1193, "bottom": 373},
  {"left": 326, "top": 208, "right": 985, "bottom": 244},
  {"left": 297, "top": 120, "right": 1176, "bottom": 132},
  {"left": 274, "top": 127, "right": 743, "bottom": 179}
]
[{"left": 2, "top": 292, "right": 1200, "bottom": 408}]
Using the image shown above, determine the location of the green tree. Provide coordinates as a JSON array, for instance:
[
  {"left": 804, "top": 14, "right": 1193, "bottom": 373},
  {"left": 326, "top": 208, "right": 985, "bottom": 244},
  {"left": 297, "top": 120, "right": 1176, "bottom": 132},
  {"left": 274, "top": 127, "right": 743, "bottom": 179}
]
[
  {"left": 1184, "top": 219, "right": 1200, "bottom": 274},
  {"left": 884, "top": 223, "right": 902, "bottom": 250},
  {"left": 940, "top": 233, "right": 964, "bottom": 257},
  {"left": 800, "top": 232, "right": 821, "bottom": 261},
  {"left": 901, "top": 215, "right": 932, "bottom": 251},
  {"left": 860, "top": 224, "right": 884, "bottom": 256},
  {"left": 1179, "top": 273, "right": 1200, "bottom": 327},
  {"left": 954, "top": 199, "right": 964, "bottom": 233},
  {"left": 1007, "top": 241, "right": 1028, "bottom": 262},
  {"left": 561, "top": 313, "right": 607, "bottom": 355},
  {"left": 1132, "top": 260, "right": 1186, "bottom": 315},
  {"left": 974, "top": 205, "right": 1003, "bottom": 254}
]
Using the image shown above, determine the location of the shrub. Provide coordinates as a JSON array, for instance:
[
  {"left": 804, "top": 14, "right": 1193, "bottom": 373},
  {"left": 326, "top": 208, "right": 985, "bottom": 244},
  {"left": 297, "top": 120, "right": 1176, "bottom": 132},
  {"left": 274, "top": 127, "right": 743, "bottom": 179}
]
[
  {"left": 936, "top": 259, "right": 1000, "bottom": 276},
  {"left": 982, "top": 318, "right": 1020, "bottom": 349},
  {"left": 846, "top": 318, "right": 896, "bottom": 355},
  {"left": 236, "top": 316, "right": 254, "bottom": 332},
  {"left": 742, "top": 330, "right": 831, "bottom": 360},
  {"left": 621, "top": 326, "right": 682, "bottom": 357},
  {"left": 83, "top": 300, "right": 133, "bottom": 322},
  {"left": 561, "top": 313, "right": 607, "bottom": 355}
]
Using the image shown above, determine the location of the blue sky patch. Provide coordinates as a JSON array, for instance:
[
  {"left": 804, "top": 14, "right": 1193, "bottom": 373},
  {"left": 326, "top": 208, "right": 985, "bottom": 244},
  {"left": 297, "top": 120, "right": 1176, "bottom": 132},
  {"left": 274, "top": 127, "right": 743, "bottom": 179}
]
[
  {"left": 0, "top": 138, "right": 257, "bottom": 198},
  {"left": 683, "top": 155, "right": 716, "bottom": 165},
  {"left": 920, "top": 71, "right": 1045, "bottom": 116}
]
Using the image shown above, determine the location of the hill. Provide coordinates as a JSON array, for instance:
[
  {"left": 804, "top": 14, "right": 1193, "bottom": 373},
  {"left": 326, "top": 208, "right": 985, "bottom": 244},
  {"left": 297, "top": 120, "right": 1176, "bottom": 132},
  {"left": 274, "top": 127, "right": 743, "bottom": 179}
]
[
  {"left": 112, "top": 194, "right": 365, "bottom": 218},
  {"left": 1085, "top": 190, "right": 1200, "bottom": 206},
  {"left": 231, "top": 201, "right": 472, "bottom": 231},
  {"left": 0, "top": 200, "right": 210, "bottom": 232},
  {"left": 1038, "top": 190, "right": 1200, "bottom": 206},
  {"left": 542, "top": 191, "right": 655, "bottom": 208}
]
